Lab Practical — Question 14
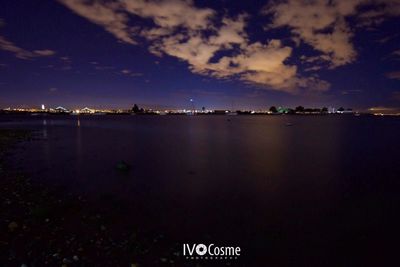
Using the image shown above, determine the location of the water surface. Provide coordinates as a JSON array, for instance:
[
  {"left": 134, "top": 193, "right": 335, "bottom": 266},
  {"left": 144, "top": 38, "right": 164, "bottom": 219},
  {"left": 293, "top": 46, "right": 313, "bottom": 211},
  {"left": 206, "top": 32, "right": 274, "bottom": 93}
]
[{"left": 1, "top": 115, "right": 399, "bottom": 265}]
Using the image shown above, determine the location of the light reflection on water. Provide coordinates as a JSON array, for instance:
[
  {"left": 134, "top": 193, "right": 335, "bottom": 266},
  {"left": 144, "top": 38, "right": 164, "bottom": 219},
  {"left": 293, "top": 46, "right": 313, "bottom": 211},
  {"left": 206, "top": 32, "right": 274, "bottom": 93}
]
[
  {"left": 1, "top": 115, "right": 400, "bottom": 263},
  {"left": 2, "top": 115, "right": 399, "bottom": 198}
]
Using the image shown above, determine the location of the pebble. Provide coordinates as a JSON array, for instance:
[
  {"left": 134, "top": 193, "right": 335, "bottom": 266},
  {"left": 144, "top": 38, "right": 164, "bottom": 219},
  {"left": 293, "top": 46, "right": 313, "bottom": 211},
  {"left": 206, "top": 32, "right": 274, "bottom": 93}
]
[{"left": 8, "top": 221, "right": 18, "bottom": 231}]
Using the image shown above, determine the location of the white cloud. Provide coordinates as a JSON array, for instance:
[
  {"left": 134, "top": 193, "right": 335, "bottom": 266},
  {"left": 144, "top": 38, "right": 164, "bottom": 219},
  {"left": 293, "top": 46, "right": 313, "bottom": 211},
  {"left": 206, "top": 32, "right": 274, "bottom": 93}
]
[
  {"left": 58, "top": 0, "right": 333, "bottom": 93},
  {"left": 120, "top": 69, "right": 142, "bottom": 76},
  {"left": 304, "top": 65, "right": 323, "bottom": 72},
  {"left": 208, "top": 15, "right": 248, "bottom": 48},
  {"left": 0, "top": 35, "right": 56, "bottom": 59},
  {"left": 265, "top": 0, "right": 400, "bottom": 69},
  {"left": 34, "top": 49, "right": 56, "bottom": 56},
  {"left": 60, "top": 56, "right": 71, "bottom": 62},
  {"left": 265, "top": 0, "right": 359, "bottom": 68},
  {"left": 392, "top": 49, "right": 400, "bottom": 57},
  {"left": 152, "top": 37, "right": 330, "bottom": 93},
  {"left": 356, "top": 0, "right": 400, "bottom": 26},
  {"left": 386, "top": 71, "right": 400, "bottom": 80},
  {"left": 59, "top": 0, "right": 136, "bottom": 44},
  {"left": 122, "top": 0, "right": 215, "bottom": 30}
]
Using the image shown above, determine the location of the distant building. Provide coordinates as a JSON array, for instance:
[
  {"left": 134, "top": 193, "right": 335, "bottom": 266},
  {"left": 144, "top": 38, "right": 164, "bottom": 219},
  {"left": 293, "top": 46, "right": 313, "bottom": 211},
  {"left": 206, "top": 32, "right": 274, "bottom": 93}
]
[
  {"left": 338, "top": 109, "right": 354, "bottom": 114},
  {"left": 80, "top": 107, "right": 95, "bottom": 114},
  {"left": 54, "top": 106, "right": 70, "bottom": 113}
]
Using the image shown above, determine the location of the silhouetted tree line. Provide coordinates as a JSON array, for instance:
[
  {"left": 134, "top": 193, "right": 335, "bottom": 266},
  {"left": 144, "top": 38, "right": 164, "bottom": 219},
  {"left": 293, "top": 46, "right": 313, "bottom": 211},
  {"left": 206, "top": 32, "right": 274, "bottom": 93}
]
[
  {"left": 131, "top": 104, "right": 144, "bottom": 114},
  {"left": 295, "top": 106, "right": 328, "bottom": 113},
  {"left": 131, "top": 104, "right": 159, "bottom": 115},
  {"left": 236, "top": 110, "right": 252, "bottom": 115},
  {"left": 268, "top": 106, "right": 351, "bottom": 114}
]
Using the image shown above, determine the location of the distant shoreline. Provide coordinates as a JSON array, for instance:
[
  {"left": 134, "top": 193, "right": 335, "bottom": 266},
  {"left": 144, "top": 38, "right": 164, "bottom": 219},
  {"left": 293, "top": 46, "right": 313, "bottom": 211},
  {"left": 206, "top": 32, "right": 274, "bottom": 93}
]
[{"left": 0, "top": 111, "right": 388, "bottom": 116}]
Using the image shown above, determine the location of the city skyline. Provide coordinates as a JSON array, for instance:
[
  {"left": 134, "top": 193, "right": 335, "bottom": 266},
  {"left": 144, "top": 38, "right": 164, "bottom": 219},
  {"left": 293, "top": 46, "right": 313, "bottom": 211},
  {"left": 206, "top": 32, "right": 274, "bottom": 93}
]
[
  {"left": 1, "top": 0, "right": 400, "bottom": 110},
  {"left": 5, "top": 103, "right": 400, "bottom": 116}
]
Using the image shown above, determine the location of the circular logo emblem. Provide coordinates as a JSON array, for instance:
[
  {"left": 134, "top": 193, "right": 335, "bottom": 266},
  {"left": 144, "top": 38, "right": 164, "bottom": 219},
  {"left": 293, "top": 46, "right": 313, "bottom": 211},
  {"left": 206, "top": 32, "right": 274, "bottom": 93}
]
[{"left": 196, "top": 244, "right": 207, "bottom": 255}]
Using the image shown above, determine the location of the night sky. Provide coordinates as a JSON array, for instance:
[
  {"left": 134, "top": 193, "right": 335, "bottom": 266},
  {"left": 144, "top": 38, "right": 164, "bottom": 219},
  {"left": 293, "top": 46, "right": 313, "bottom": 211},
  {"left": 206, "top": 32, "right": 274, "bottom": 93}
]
[{"left": 0, "top": 0, "right": 400, "bottom": 110}]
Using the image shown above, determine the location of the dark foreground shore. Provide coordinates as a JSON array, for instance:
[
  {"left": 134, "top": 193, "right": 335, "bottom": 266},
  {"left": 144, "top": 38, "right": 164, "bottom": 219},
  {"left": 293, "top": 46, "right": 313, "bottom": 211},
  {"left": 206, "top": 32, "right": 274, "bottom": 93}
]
[{"left": 0, "top": 129, "right": 181, "bottom": 267}]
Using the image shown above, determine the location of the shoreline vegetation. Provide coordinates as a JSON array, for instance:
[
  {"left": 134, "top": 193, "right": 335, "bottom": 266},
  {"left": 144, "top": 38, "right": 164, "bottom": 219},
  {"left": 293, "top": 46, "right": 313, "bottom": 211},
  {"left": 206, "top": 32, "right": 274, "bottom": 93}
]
[{"left": 0, "top": 129, "right": 176, "bottom": 267}]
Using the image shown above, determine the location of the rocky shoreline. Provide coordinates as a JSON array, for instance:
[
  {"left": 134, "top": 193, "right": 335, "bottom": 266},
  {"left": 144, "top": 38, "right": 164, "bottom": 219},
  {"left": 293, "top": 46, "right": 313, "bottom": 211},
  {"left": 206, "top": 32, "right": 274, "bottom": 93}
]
[{"left": 0, "top": 129, "right": 183, "bottom": 267}]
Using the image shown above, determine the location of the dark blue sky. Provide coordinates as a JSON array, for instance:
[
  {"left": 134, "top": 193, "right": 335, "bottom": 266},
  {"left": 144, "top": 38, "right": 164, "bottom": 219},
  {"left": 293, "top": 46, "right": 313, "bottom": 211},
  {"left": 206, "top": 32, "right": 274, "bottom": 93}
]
[{"left": 0, "top": 0, "right": 399, "bottom": 110}]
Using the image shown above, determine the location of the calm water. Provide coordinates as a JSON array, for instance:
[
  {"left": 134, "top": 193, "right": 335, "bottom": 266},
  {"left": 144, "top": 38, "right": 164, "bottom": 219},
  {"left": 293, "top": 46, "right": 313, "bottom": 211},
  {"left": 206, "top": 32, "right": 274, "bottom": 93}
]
[{"left": 1, "top": 115, "right": 400, "bottom": 266}]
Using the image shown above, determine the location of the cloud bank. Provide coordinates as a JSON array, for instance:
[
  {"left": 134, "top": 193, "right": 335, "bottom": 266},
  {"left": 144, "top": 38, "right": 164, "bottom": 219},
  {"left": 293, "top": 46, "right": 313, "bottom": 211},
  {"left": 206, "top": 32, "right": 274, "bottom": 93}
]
[
  {"left": 57, "top": 0, "right": 400, "bottom": 93},
  {"left": 0, "top": 19, "right": 56, "bottom": 60},
  {"left": 265, "top": 0, "right": 400, "bottom": 69}
]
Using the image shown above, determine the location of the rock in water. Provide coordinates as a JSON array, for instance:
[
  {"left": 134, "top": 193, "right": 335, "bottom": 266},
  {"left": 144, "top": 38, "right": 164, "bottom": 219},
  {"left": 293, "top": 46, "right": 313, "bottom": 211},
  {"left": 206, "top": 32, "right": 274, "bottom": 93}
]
[
  {"left": 116, "top": 161, "right": 131, "bottom": 172},
  {"left": 8, "top": 221, "right": 18, "bottom": 231}
]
